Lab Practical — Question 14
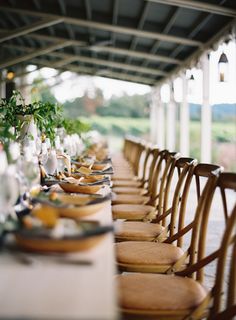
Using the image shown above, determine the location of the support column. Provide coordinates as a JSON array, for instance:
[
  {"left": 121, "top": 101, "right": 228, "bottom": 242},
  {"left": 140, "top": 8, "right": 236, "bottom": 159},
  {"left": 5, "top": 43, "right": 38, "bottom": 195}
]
[
  {"left": 201, "top": 53, "right": 211, "bottom": 163},
  {"left": 180, "top": 73, "right": 189, "bottom": 156},
  {"left": 150, "top": 87, "right": 165, "bottom": 148},
  {"left": 150, "top": 88, "right": 157, "bottom": 143},
  {"left": 0, "top": 72, "right": 6, "bottom": 98},
  {"left": 155, "top": 88, "right": 165, "bottom": 149},
  {"left": 166, "top": 82, "right": 176, "bottom": 151}
]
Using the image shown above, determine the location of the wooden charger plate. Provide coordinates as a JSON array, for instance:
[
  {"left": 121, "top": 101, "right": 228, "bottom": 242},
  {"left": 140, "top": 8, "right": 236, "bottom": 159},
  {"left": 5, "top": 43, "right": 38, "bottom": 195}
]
[
  {"left": 31, "top": 193, "right": 111, "bottom": 218},
  {"left": 55, "top": 193, "right": 110, "bottom": 218},
  {"left": 59, "top": 182, "right": 102, "bottom": 194},
  {"left": 15, "top": 222, "right": 113, "bottom": 253}
]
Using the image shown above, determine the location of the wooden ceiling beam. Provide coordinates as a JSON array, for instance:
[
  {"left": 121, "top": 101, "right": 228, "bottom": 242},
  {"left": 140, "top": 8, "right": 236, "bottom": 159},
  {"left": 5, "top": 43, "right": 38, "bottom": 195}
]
[
  {"left": 0, "top": 28, "right": 180, "bottom": 64},
  {"left": 3, "top": 43, "right": 167, "bottom": 76},
  {"left": 0, "top": 17, "right": 63, "bottom": 43},
  {"left": 0, "top": 6, "right": 202, "bottom": 46},
  {"left": 147, "top": 0, "right": 236, "bottom": 17},
  {"left": 0, "top": 40, "right": 72, "bottom": 69},
  {"left": 32, "top": 58, "right": 154, "bottom": 85}
]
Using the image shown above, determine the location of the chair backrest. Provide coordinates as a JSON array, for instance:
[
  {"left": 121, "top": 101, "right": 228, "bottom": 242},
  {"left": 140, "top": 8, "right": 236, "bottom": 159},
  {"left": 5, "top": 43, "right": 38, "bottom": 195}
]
[
  {"left": 139, "top": 145, "right": 152, "bottom": 185},
  {"left": 132, "top": 141, "right": 146, "bottom": 176},
  {"left": 148, "top": 150, "right": 179, "bottom": 206},
  {"left": 181, "top": 174, "right": 236, "bottom": 320},
  {"left": 155, "top": 157, "right": 198, "bottom": 234},
  {"left": 123, "top": 137, "right": 140, "bottom": 163},
  {"left": 144, "top": 147, "right": 160, "bottom": 195},
  {"left": 164, "top": 164, "right": 222, "bottom": 252},
  {"left": 209, "top": 202, "right": 236, "bottom": 320}
]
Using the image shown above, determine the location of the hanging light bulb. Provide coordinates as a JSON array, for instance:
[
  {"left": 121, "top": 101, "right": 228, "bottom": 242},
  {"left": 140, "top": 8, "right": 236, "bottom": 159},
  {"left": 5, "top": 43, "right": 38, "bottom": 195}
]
[
  {"left": 6, "top": 69, "right": 15, "bottom": 81},
  {"left": 218, "top": 52, "right": 229, "bottom": 82},
  {"left": 189, "top": 74, "right": 194, "bottom": 81},
  {"left": 188, "top": 72, "right": 195, "bottom": 97}
]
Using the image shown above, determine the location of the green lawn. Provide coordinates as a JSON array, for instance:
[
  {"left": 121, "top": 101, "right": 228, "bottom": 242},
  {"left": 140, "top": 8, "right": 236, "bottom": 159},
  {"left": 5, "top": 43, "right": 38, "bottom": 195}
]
[{"left": 82, "top": 116, "right": 236, "bottom": 170}]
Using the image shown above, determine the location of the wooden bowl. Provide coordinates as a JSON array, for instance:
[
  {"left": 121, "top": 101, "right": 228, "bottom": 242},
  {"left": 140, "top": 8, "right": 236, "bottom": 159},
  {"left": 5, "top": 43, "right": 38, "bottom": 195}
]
[
  {"left": 15, "top": 233, "right": 105, "bottom": 253},
  {"left": 59, "top": 182, "right": 102, "bottom": 194},
  {"left": 92, "top": 163, "right": 109, "bottom": 171},
  {"left": 14, "top": 221, "right": 113, "bottom": 253},
  {"left": 56, "top": 193, "right": 110, "bottom": 218}
]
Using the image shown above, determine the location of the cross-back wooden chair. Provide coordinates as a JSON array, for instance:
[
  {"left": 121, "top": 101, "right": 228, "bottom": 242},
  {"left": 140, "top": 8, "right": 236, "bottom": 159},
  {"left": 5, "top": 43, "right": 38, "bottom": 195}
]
[
  {"left": 112, "top": 139, "right": 144, "bottom": 181},
  {"left": 115, "top": 157, "right": 197, "bottom": 242},
  {"left": 117, "top": 172, "right": 236, "bottom": 320},
  {"left": 115, "top": 164, "right": 222, "bottom": 273},
  {"left": 112, "top": 144, "right": 154, "bottom": 192},
  {"left": 112, "top": 148, "right": 168, "bottom": 206},
  {"left": 112, "top": 137, "right": 134, "bottom": 168},
  {"left": 112, "top": 150, "right": 178, "bottom": 220}
]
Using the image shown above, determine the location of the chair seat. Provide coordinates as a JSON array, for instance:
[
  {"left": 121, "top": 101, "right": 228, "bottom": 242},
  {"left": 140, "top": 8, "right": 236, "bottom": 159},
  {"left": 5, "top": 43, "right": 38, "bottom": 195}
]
[
  {"left": 112, "top": 174, "right": 136, "bottom": 181},
  {"left": 115, "top": 221, "right": 164, "bottom": 241},
  {"left": 118, "top": 273, "right": 207, "bottom": 317},
  {"left": 112, "top": 187, "right": 146, "bottom": 195},
  {"left": 112, "top": 194, "right": 149, "bottom": 205},
  {"left": 112, "top": 180, "right": 142, "bottom": 187},
  {"left": 112, "top": 204, "right": 156, "bottom": 220},
  {"left": 116, "top": 241, "right": 184, "bottom": 272}
]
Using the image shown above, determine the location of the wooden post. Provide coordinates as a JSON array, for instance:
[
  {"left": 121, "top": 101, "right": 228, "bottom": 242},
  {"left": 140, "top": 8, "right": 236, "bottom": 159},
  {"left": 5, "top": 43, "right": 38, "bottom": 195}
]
[
  {"left": 201, "top": 53, "right": 211, "bottom": 163},
  {"left": 150, "top": 88, "right": 157, "bottom": 143},
  {"left": 180, "top": 73, "right": 189, "bottom": 155},
  {"left": 155, "top": 87, "right": 165, "bottom": 149},
  {"left": 150, "top": 87, "right": 165, "bottom": 148},
  {"left": 0, "top": 72, "right": 6, "bottom": 98},
  {"left": 166, "top": 82, "right": 176, "bottom": 151}
]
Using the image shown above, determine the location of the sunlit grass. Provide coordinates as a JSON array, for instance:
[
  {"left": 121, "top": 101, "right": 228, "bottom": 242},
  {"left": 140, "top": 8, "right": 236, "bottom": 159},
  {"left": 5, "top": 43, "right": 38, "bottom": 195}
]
[{"left": 82, "top": 116, "right": 236, "bottom": 170}]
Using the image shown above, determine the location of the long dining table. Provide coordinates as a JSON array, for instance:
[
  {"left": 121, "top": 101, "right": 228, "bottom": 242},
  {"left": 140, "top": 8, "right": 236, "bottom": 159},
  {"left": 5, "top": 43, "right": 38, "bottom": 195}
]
[{"left": 0, "top": 189, "right": 118, "bottom": 320}]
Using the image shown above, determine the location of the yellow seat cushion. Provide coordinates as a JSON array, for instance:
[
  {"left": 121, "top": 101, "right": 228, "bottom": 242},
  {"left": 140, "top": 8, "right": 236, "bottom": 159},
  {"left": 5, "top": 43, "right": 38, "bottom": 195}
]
[
  {"left": 116, "top": 241, "right": 184, "bottom": 265},
  {"left": 118, "top": 274, "right": 207, "bottom": 314},
  {"left": 112, "top": 180, "right": 142, "bottom": 187},
  {"left": 112, "top": 194, "right": 149, "bottom": 205},
  {"left": 112, "top": 204, "right": 155, "bottom": 220},
  {"left": 115, "top": 221, "right": 164, "bottom": 241},
  {"left": 112, "top": 187, "right": 146, "bottom": 195},
  {"left": 112, "top": 174, "right": 135, "bottom": 181}
]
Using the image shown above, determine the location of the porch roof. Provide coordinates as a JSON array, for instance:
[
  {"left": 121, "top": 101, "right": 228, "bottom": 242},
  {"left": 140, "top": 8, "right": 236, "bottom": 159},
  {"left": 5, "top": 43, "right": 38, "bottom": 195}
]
[{"left": 0, "top": 0, "right": 235, "bottom": 85}]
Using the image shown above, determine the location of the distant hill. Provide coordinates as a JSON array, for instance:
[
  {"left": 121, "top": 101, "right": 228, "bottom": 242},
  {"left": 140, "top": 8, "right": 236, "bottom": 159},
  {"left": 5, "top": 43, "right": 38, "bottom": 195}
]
[{"left": 190, "top": 103, "right": 236, "bottom": 121}]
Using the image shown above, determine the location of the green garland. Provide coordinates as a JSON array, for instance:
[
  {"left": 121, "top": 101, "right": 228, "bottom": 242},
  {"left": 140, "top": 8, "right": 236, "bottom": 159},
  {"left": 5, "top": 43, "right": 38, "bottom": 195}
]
[{"left": 0, "top": 91, "right": 63, "bottom": 144}]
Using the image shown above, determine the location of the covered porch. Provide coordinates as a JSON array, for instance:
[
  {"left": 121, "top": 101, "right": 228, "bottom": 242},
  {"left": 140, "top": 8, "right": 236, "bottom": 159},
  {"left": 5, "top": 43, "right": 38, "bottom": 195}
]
[{"left": 0, "top": 1, "right": 236, "bottom": 320}]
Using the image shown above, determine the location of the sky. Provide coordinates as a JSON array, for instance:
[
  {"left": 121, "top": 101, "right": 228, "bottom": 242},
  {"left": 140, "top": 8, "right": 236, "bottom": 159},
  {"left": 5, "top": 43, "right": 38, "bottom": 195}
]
[{"left": 26, "top": 39, "right": 236, "bottom": 105}]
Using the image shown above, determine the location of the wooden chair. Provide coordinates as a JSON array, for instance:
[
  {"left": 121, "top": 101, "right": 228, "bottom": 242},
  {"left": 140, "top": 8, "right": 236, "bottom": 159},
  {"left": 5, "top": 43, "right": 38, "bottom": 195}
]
[
  {"left": 112, "top": 145, "right": 153, "bottom": 195},
  {"left": 112, "top": 150, "right": 179, "bottom": 220},
  {"left": 117, "top": 172, "right": 236, "bottom": 320},
  {"left": 115, "top": 157, "right": 197, "bottom": 242},
  {"left": 111, "top": 137, "right": 134, "bottom": 169},
  {"left": 115, "top": 164, "right": 222, "bottom": 273},
  {"left": 112, "top": 139, "right": 144, "bottom": 181},
  {"left": 112, "top": 148, "right": 165, "bottom": 205},
  {"left": 112, "top": 141, "right": 150, "bottom": 189}
]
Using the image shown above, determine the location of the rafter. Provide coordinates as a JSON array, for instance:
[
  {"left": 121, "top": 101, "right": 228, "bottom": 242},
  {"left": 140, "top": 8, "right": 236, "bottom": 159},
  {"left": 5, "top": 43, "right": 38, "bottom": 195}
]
[
  {"left": 129, "top": 2, "right": 150, "bottom": 51},
  {"left": 142, "top": 7, "right": 180, "bottom": 67},
  {"left": 0, "top": 28, "right": 180, "bottom": 64},
  {"left": 146, "top": 0, "right": 236, "bottom": 17},
  {"left": 0, "top": 40, "right": 72, "bottom": 69},
  {"left": 169, "top": 0, "right": 228, "bottom": 59},
  {"left": 0, "top": 18, "right": 63, "bottom": 43},
  {"left": 0, "top": 6, "right": 202, "bottom": 46},
  {"left": 51, "top": 53, "right": 167, "bottom": 76},
  {"left": 84, "top": 0, "right": 92, "bottom": 20},
  {"left": 4, "top": 43, "right": 167, "bottom": 77},
  {"left": 32, "top": 58, "right": 154, "bottom": 85},
  {"left": 0, "top": 28, "right": 87, "bottom": 46},
  {"left": 91, "top": 46, "right": 181, "bottom": 64},
  {"left": 155, "top": 17, "right": 236, "bottom": 86}
]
